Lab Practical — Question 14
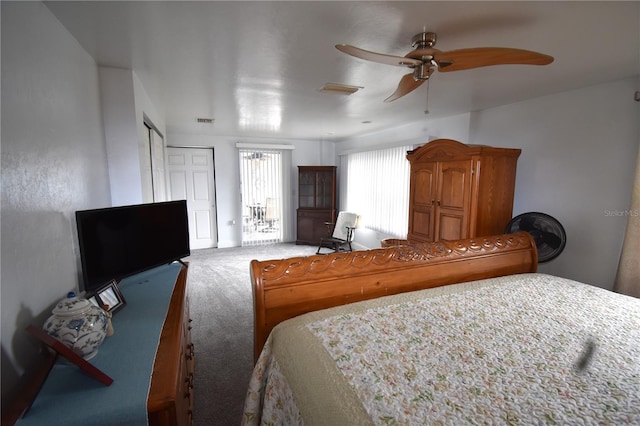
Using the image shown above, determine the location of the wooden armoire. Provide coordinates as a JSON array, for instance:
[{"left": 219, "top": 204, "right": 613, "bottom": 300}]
[{"left": 407, "top": 139, "right": 521, "bottom": 243}]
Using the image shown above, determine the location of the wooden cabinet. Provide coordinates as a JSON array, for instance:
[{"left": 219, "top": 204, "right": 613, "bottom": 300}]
[
  {"left": 407, "top": 139, "right": 520, "bottom": 242},
  {"left": 296, "top": 166, "right": 336, "bottom": 245},
  {"left": 148, "top": 264, "right": 194, "bottom": 426}
]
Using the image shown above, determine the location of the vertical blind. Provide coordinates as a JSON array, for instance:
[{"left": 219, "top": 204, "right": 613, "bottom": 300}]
[
  {"left": 344, "top": 145, "right": 412, "bottom": 238},
  {"left": 239, "top": 149, "right": 283, "bottom": 245}
]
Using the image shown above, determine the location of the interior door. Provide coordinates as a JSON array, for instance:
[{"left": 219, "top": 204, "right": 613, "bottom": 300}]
[{"left": 166, "top": 147, "right": 218, "bottom": 249}]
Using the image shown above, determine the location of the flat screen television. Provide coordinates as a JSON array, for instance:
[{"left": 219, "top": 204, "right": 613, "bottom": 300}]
[{"left": 75, "top": 200, "right": 190, "bottom": 292}]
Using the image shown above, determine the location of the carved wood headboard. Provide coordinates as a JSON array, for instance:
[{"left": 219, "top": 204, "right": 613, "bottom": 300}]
[{"left": 250, "top": 232, "right": 538, "bottom": 361}]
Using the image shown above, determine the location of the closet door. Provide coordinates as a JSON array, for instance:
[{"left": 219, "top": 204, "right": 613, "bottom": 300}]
[
  {"left": 434, "top": 160, "right": 472, "bottom": 241},
  {"left": 167, "top": 147, "right": 218, "bottom": 249}
]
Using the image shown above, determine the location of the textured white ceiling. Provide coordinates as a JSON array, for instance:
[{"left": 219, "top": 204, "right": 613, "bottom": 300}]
[{"left": 45, "top": 1, "right": 640, "bottom": 141}]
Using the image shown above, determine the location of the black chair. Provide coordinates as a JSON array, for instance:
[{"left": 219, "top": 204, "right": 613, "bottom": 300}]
[{"left": 316, "top": 212, "right": 360, "bottom": 254}]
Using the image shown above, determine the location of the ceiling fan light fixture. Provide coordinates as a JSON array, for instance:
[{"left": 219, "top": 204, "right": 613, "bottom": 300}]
[
  {"left": 413, "top": 63, "right": 435, "bottom": 81},
  {"left": 319, "top": 83, "right": 363, "bottom": 95}
]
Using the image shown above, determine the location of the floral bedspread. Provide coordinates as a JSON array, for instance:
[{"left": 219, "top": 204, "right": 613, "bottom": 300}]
[
  {"left": 243, "top": 338, "right": 303, "bottom": 425},
  {"left": 243, "top": 274, "right": 640, "bottom": 425}
]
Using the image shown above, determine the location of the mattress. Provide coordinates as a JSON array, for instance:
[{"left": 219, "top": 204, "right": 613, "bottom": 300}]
[{"left": 242, "top": 273, "right": 640, "bottom": 425}]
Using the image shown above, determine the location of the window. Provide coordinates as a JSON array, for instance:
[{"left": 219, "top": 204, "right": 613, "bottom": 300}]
[{"left": 342, "top": 145, "right": 412, "bottom": 237}]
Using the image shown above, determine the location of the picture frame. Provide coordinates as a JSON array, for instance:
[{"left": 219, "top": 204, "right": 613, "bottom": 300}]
[
  {"left": 94, "top": 280, "right": 126, "bottom": 313},
  {"left": 25, "top": 324, "right": 113, "bottom": 386}
]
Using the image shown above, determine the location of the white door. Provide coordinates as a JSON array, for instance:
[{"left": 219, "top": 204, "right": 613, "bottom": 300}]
[{"left": 166, "top": 147, "right": 218, "bottom": 249}]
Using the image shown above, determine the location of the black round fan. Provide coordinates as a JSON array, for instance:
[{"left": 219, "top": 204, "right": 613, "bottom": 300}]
[{"left": 505, "top": 212, "right": 566, "bottom": 263}]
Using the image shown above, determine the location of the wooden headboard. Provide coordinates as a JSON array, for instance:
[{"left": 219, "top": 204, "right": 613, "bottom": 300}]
[{"left": 251, "top": 232, "right": 538, "bottom": 361}]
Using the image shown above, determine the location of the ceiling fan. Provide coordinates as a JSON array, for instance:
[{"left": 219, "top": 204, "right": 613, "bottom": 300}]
[{"left": 336, "top": 32, "right": 554, "bottom": 102}]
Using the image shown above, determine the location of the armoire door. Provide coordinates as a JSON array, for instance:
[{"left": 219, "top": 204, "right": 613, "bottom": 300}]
[
  {"left": 409, "top": 163, "right": 437, "bottom": 241},
  {"left": 434, "top": 160, "right": 472, "bottom": 241}
]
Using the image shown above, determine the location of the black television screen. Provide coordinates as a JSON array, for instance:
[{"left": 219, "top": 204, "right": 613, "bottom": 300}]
[{"left": 75, "top": 200, "right": 190, "bottom": 292}]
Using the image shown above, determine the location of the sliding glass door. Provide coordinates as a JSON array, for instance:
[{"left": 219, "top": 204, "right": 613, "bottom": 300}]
[{"left": 239, "top": 149, "right": 284, "bottom": 245}]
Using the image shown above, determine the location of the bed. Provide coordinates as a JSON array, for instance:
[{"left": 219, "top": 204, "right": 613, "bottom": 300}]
[{"left": 243, "top": 232, "right": 640, "bottom": 425}]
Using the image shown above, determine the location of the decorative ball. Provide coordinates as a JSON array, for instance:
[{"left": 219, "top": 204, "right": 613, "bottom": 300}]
[{"left": 43, "top": 292, "right": 108, "bottom": 360}]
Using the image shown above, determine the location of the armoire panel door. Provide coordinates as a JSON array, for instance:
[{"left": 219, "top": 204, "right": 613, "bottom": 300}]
[
  {"left": 437, "top": 213, "right": 466, "bottom": 241},
  {"left": 411, "top": 209, "right": 433, "bottom": 241},
  {"left": 409, "top": 164, "right": 437, "bottom": 241},
  {"left": 437, "top": 160, "right": 472, "bottom": 211},
  {"left": 434, "top": 160, "right": 472, "bottom": 241}
]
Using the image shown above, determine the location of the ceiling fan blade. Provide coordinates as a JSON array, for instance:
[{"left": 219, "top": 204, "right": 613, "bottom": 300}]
[
  {"left": 435, "top": 47, "right": 554, "bottom": 72},
  {"left": 336, "top": 44, "right": 421, "bottom": 67},
  {"left": 384, "top": 73, "right": 424, "bottom": 103}
]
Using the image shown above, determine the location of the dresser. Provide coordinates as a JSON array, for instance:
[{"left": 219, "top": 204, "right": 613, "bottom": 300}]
[
  {"left": 407, "top": 139, "right": 521, "bottom": 243},
  {"left": 10, "top": 263, "right": 194, "bottom": 426},
  {"left": 148, "top": 263, "right": 194, "bottom": 426},
  {"left": 296, "top": 166, "right": 337, "bottom": 245}
]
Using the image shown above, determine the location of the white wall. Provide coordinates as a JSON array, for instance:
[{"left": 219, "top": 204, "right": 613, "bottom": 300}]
[
  {"left": 469, "top": 78, "right": 640, "bottom": 289},
  {"left": 335, "top": 113, "right": 472, "bottom": 154},
  {"left": 133, "top": 71, "right": 166, "bottom": 203},
  {"left": 166, "top": 132, "right": 335, "bottom": 247},
  {"left": 1, "top": 1, "right": 111, "bottom": 402},
  {"left": 99, "top": 67, "right": 142, "bottom": 206},
  {"left": 99, "top": 67, "right": 167, "bottom": 206}
]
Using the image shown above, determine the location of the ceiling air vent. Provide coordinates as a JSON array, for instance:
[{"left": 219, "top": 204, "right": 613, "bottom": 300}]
[
  {"left": 196, "top": 117, "right": 214, "bottom": 124},
  {"left": 319, "top": 83, "right": 362, "bottom": 95}
]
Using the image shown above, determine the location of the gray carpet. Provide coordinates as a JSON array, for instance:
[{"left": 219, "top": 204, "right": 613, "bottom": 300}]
[{"left": 186, "top": 243, "right": 319, "bottom": 426}]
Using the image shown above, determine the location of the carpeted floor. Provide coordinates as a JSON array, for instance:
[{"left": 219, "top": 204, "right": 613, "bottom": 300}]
[{"left": 185, "top": 243, "right": 319, "bottom": 426}]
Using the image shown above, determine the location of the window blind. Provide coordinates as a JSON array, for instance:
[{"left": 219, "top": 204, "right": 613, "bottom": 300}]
[{"left": 344, "top": 145, "right": 411, "bottom": 237}]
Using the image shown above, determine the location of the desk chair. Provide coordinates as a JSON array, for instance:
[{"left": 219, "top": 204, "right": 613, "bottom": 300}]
[{"left": 316, "top": 212, "right": 360, "bottom": 254}]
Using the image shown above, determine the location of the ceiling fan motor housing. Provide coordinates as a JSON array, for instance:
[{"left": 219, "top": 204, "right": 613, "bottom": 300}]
[
  {"left": 408, "top": 32, "right": 439, "bottom": 79},
  {"left": 412, "top": 32, "right": 437, "bottom": 48}
]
